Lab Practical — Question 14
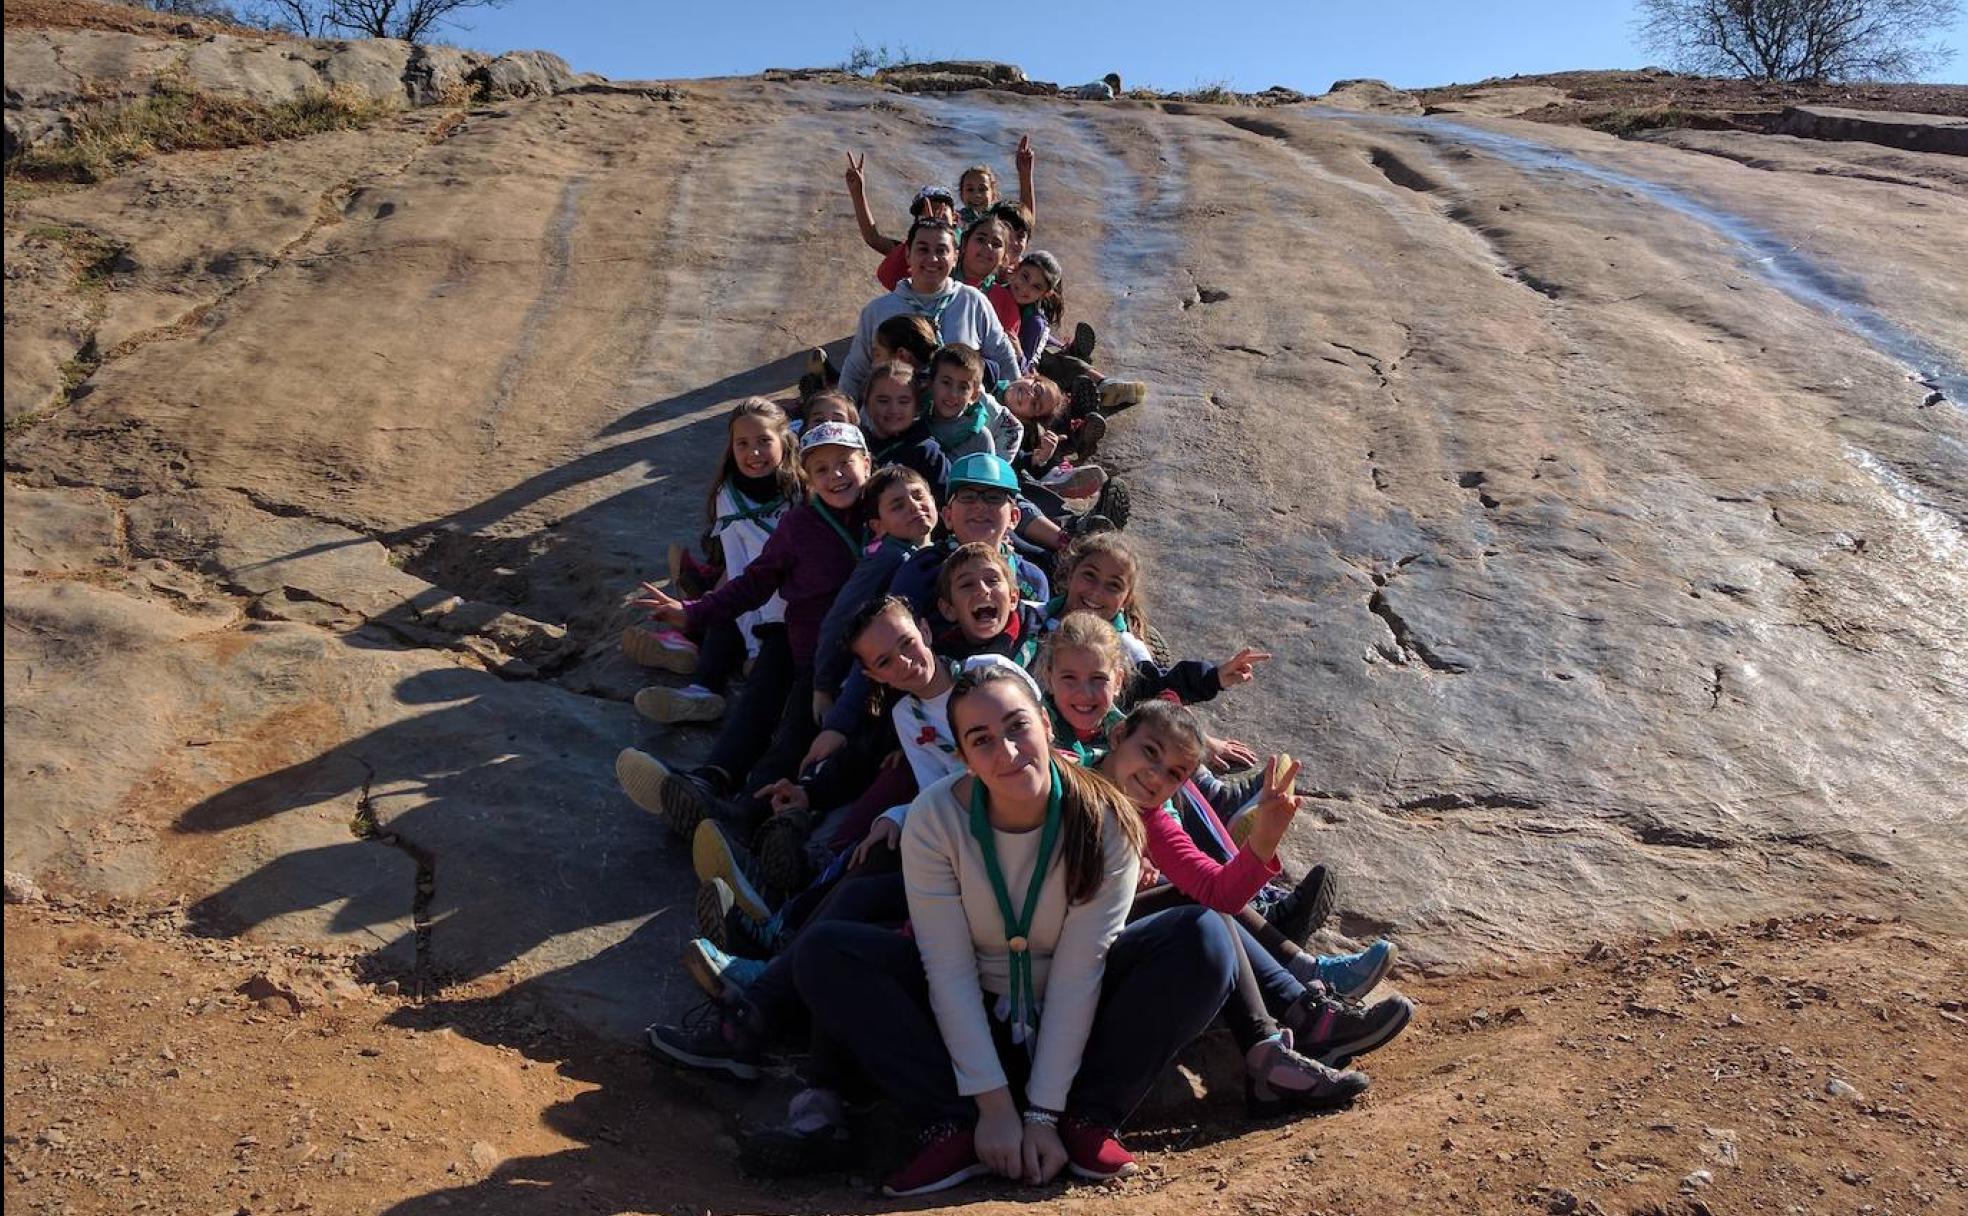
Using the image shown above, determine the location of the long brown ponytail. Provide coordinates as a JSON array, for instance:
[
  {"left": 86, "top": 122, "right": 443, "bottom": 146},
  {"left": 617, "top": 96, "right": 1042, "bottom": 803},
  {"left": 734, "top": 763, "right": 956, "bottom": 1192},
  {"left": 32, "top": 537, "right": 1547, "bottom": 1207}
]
[{"left": 947, "top": 664, "right": 1143, "bottom": 904}]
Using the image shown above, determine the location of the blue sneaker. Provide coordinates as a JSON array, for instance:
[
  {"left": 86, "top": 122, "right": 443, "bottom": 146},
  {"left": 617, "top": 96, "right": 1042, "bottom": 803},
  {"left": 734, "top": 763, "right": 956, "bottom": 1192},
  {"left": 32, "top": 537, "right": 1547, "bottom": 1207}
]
[
  {"left": 684, "top": 936, "right": 766, "bottom": 1001},
  {"left": 1312, "top": 940, "right": 1397, "bottom": 1001}
]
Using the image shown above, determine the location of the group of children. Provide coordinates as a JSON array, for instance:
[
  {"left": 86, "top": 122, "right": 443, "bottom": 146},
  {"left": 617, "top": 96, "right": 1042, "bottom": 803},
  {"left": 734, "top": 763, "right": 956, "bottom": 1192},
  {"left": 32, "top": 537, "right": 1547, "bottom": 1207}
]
[{"left": 612, "top": 138, "right": 1415, "bottom": 1196}]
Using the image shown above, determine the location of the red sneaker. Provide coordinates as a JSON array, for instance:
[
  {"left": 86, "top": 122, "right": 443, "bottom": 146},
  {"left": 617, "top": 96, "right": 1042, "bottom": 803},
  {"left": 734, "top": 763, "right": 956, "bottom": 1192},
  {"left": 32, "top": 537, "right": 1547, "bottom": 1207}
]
[
  {"left": 1059, "top": 1117, "right": 1136, "bottom": 1181},
  {"left": 880, "top": 1123, "right": 987, "bottom": 1197}
]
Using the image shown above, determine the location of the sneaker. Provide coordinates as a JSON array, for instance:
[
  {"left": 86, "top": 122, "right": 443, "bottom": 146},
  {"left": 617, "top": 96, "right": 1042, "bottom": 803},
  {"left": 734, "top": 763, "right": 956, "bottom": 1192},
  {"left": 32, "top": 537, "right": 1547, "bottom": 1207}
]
[
  {"left": 1062, "top": 512, "right": 1116, "bottom": 541},
  {"left": 1285, "top": 990, "right": 1414, "bottom": 1069},
  {"left": 1311, "top": 939, "right": 1398, "bottom": 1002},
  {"left": 1040, "top": 462, "right": 1108, "bottom": 499},
  {"left": 683, "top": 936, "right": 766, "bottom": 1001},
  {"left": 696, "top": 877, "right": 784, "bottom": 959},
  {"left": 1068, "top": 375, "right": 1102, "bottom": 421},
  {"left": 756, "top": 810, "right": 814, "bottom": 897},
  {"left": 739, "top": 1087, "right": 856, "bottom": 1178},
  {"left": 1098, "top": 378, "right": 1147, "bottom": 412},
  {"left": 1066, "top": 321, "right": 1097, "bottom": 361},
  {"left": 1211, "top": 767, "right": 1265, "bottom": 814},
  {"left": 634, "top": 684, "right": 726, "bottom": 724},
  {"left": 881, "top": 1123, "right": 987, "bottom": 1197},
  {"left": 1093, "top": 476, "right": 1131, "bottom": 530},
  {"left": 1265, "top": 864, "right": 1337, "bottom": 947},
  {"left": 615, "top": 749, "right": 720, "bottom": 838},
  {"left": 1066, "top": 410, "right": 1107, "bottom": 461},
  {"left": 621, "top": 623, "right": 698, "bottom": 674},
  {"left": 668, "top": 542, "right": 714, "bottom": 599},
  {"left": 1245, "top": 1029, "right": 1370, "bottom": 1116},
  {"left": 1059, "top": 1117, "right": 1136, "bottom": 1181},
  {"left": 693, "top": 819, "right": 774, "bottom": 924},
  {"left": 645, "top": 999, "right": 763, "bottom": 1081}
]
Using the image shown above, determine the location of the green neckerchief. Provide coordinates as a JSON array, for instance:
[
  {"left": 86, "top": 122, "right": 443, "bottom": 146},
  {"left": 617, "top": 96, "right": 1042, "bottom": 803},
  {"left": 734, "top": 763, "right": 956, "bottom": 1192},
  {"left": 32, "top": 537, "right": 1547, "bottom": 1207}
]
[
  {"left": 1041, "top": 595, "right": 1128, "bottom": 635},
  {"left": 926, "top": 401, "right": 989, "bottom": 451},
  {"left": 809, "top": 500, "right": 863, "bottom": 560},
  {"left": 905, "top": 283, "right": 956, "bottom": 332},
  {"left": 714, "top": 486, "right": 783, "bottom": 533},
  {"left": 1046, "top": 702, "right": 1124, "bottom": 764},
  {"left": 968, "top": 760, "right": 1064, "bottom": 1046}
]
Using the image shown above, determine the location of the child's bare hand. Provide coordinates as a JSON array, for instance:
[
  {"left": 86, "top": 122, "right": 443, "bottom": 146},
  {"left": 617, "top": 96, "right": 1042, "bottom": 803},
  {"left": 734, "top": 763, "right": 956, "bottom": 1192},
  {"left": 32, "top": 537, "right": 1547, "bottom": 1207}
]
[
  {"left": 632, "top": 581, "right": 687, "bottom": 625},
  {"left": 799, "top": 729, "right": 848, "bottom": 776},
  {"left": 843, "top": 150, "right": 867, "bottom": 195},
  {"left": 1246, "top": 752, "right": 1304, "bottom": 859},
  {"left": 850, "top": 816, "right": 901, "bottom": 867},
  {"left": 1033, "top": 430, "right": 1062, "bottom": 464},
  {"left": 1014, "top": 135, "right": 1034, "bottom": 176},
  {"left": 757, "top": 779, "right": 809, "bottom": 814},
  {"left": 1216, "top": 647, "right": 1271, "bottom": 688},
  {"left": 1206, "top": 734, "right": 1259, "bottom": 771}
]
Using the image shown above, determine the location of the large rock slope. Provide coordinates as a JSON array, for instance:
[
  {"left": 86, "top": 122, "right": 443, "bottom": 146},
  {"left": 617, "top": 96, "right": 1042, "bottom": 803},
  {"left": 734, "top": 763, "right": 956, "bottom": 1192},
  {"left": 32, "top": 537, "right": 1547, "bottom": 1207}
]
[{"left": 5, "top": 76, "right": 1964, "bottom": 1037}]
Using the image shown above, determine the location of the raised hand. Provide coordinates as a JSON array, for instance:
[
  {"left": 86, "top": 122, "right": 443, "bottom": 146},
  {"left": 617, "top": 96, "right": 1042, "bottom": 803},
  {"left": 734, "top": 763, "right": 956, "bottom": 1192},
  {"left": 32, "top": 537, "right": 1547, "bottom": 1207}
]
[
  {"left": 1217, "top": 646, "right": 1272, "bottom": 688},
  {"left": 1014, "top": 135, "right": 1034, "bottom": 177},
  {"left": 844, "top": 150, "right": 867, "bottom": 195},
  {"left": 632, "top": 580, "right": 687, "bottom": 626},
  {"left": 1245, "top": 752, "right": 1304, "bottom": 860}
]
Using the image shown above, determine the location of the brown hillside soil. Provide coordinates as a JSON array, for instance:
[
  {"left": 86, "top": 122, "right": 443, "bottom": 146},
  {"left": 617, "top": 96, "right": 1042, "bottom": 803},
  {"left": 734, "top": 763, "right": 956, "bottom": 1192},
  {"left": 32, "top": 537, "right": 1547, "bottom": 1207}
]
[
  {"left": 5, "top": 900, "right": 1962, "bottom": 1216},
  {"left": 2, "top": 0, "right": 282, "bottom": 40},
  {"left": 1412, "top": 69, "right": 1968, "bottom": 125}
]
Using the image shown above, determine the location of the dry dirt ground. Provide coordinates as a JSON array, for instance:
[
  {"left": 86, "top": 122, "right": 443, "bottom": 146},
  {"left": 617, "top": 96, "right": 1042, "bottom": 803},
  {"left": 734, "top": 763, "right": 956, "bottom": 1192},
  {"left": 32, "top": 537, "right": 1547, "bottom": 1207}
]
[
  {"left": 7, "top": 897, "right": 1964, "bottom": 1216},
  {"left": 6, "top": 6, "right": 1968, "bottom": 1214}
]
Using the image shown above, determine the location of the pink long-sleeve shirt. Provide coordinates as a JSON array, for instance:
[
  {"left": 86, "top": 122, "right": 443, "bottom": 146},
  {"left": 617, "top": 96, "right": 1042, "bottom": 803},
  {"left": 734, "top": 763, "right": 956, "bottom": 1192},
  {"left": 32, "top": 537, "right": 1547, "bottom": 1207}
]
[{"left": 1137, "top": 794, "right": 1278, "bottom": 912}]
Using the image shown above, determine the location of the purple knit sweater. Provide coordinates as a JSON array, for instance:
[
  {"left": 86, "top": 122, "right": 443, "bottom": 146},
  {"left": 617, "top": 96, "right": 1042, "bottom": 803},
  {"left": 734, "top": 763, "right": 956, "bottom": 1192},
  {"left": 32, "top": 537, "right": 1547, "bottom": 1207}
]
[{"left": 683, "top": 500, "right": 863, "bottom": 666}]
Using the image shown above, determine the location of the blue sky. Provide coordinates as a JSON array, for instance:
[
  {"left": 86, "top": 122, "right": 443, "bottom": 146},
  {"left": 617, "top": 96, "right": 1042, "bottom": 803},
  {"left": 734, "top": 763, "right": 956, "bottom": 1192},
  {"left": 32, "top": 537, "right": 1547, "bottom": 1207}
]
[{"left": 446, "top": 0, "right": 1967, "bottom": 88}]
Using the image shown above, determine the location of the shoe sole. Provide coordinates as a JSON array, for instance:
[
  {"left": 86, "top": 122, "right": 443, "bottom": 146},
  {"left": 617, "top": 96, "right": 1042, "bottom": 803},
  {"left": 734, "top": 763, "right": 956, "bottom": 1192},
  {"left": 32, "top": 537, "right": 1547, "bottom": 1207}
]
[
  {"left": 1071, "top": 413, "right": 1107, "bottom": 461},
  {"left": 692, "top": 820, "right": 774, "bottom": 923},
  {"left": 1095, "top": 478, "right": 1131, "bottom": 530},
  {"left": 695, "top": 878, "right": 732, "bottom": 949},
  {"left": 1068, "top": 322, "right": 1097, "bottom": 361},
  {"left": 644, "top": 1023, "right": 759, "bottom": 1082},
  {"left": 615, "top": 748, "right": 670, "bottom": 816},
  {"left": 634, "top": 686, "right": 725, "bottom": 724},
  {"left": 621, "top": 626, "right": 698, "bottom": 675},
  {"left": 682, "top": 939, "right": 736, "bottom": 1002},
  {"left": 1315, "top": 996, "right": 1414, "bottom": 1069},
  {"left": 756, "top": 815, "right": 811, "bottom": 897},
  {"left": 1247, "top": 1075, "right": 1370, "bottom": 1117},
  {"left": 1272, "top": 864, "right": 1338, "bottom": 946},
  {"left": 1045, "top": 467, "right": 1108, "bottom": 500},
  {"left": 1067, "top": 1159, "right": 1139, "bottom": 1182},
  {"left": 659, "top": 772, "right": 716, "bottom": 839},
  {"left": 881, "top": 1161, "right": 991, "bottom": 1197}
]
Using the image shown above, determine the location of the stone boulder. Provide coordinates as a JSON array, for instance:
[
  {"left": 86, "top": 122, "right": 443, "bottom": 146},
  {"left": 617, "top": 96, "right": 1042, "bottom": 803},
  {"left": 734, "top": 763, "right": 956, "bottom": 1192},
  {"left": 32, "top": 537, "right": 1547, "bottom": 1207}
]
[
  {"left": 2, "top": 26, "right": 600, "bottom": 155},
  {"left": 1311, "top": 77, "right": 1424, "bottom": 115},
  {"left": 1777, "top": 105, "right": 1968, "bottom": 156},
  {"left": 471, "top": 50, "right": 588, "bottom": 100},
  {"left": 881, "top": 59, "right": 1025, "bottom": 85}
]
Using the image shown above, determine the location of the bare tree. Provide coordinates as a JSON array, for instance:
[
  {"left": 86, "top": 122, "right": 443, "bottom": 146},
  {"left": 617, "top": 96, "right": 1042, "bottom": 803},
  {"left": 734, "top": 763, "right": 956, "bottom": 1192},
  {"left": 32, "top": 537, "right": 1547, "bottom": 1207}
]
[
  {"left": 1635, "top": 0, "right": 1961, "bottom": 81},
  {"left": 249, "top": 0, "right": 507, "bottom": 42}
]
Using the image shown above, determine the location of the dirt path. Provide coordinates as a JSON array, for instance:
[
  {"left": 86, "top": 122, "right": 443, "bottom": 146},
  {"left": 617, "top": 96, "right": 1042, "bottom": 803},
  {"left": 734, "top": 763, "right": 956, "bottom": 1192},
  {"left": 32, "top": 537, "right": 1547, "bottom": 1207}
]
[{"left": 6, "top": 897, "right": 1962, "bottom": 1215}]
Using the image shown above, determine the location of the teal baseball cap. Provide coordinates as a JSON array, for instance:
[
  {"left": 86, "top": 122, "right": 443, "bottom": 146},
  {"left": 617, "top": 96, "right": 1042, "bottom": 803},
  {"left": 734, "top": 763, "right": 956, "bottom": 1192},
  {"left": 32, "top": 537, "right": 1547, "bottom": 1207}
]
[{"left": 947, "top": 452, "right": 1018, "bottom": 493}]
